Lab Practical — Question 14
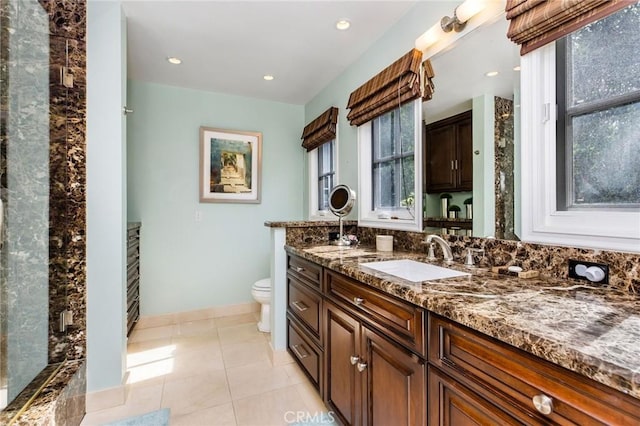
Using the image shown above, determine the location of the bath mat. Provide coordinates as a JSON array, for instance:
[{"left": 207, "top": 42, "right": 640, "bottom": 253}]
[{"left": 102, "top": 408, "right": 170, "bottom": 426}]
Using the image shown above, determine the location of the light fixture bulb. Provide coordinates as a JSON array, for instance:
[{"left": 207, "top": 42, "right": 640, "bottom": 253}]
[
  {"left": 485, "top": 71, "right": 499, "bottom": 77},
  {"left": 415, "top": 23, "right": 442, "bottom": 52},
  {"left": 455, "top": 0, "right": 486, "bottom": 23},
  {"left": 167, "top": 57, "right": 182, "bottom": 65},
  {"left": 263, "top": 75, "right": 274, "bottom": 81},
  {"left": 336, "top": 19, "right": 351, "bottom": 30}
]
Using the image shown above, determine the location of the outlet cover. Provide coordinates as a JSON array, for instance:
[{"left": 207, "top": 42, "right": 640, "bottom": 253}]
[{"left": 568, "top": 259, "right": 609, "bottom": 284}]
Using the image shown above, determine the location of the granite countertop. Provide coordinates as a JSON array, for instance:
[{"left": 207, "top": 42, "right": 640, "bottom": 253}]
[{"left": 285, "top": 244, "right": 640, "bottom": 400}]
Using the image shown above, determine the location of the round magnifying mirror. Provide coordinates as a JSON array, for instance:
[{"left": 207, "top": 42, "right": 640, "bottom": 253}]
[
  {"left": 329, "top": 184, "right": 355, "bottom": 217},
  {"left": 328, "top": 185, "right": 356, "bottom": 246}
]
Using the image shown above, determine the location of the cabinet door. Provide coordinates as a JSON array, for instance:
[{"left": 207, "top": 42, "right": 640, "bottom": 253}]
[
  {"left": 361, "top": 327, "right": 426, "bottom": 426},
  {"left": 425, "top": 124, "right": 456, "bottom": 193},
  {"left": 428, "top": 366, "right": 526, "bottom": 426},
  {"left": 456, "top": 116, "right": 473, "bottom": 191},
  {"left": 325, "top": 302, "right": 362, "bottom": 426}
]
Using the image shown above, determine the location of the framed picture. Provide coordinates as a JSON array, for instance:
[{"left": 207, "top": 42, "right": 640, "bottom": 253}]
[{"left": 199, "top": 126, "right": 262, "bottom": 203}]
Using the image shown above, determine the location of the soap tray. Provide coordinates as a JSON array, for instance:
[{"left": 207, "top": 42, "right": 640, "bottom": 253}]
[{"left": 491, "top": 266, "right": 539, "bottom": 279}]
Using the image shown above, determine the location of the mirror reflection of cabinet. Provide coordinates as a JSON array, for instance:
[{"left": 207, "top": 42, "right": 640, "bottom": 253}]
[{"left": 424, "top": 110, "right": 473, "bottom": 193}]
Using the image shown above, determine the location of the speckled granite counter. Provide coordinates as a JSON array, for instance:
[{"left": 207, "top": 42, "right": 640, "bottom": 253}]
[{"left": 285, "top": 244, "right": 640, "bottom": 400}]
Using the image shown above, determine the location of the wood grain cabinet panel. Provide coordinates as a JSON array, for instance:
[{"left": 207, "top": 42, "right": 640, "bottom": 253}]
[
  {"left": 424, "top": 110, "right": 472, "bottom": 194},
  {"left": 429, "top": 314, "right": 640, "bottom": 425}
]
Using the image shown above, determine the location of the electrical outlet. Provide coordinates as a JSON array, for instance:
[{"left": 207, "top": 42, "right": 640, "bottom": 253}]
[{"left": 568, "top": 259, "right": 609, "bottom": 284}]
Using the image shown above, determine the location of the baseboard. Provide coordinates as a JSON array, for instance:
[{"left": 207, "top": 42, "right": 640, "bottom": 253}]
[
  {"left": 135, "top": 302, "right": 260, "bottom": 329},
  {"left": 85, "top": 371, "right": 129, "bottom": 413},
  {"left": 268, "top": 341, "right": 294, "bottom": 366}
]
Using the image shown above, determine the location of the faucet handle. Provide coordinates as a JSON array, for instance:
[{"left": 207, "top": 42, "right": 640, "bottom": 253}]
[
  {"left": 464, "top": 248, "right": 485, "bottom": 267},
  {"left": 427, "top": 243, "right": 437, "bottom": 261}
]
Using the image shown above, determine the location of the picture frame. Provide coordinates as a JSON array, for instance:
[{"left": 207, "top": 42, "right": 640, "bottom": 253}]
[{"left": 199, "top": 126, "right": 262, "bottom": 203}]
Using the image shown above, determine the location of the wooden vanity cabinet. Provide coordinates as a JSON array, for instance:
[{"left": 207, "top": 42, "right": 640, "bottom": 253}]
[
  {"left": 424, "top": 110, "right": 472, "bottom": 193},
  {"left": 428, "top": 314, "right": 640, "bottom": 426},
  {"left": 324, "top": 271, "right": 427, "bottom": 426},
  {"left": 286, "top": 254, "right": 324, "bottom": 394}
]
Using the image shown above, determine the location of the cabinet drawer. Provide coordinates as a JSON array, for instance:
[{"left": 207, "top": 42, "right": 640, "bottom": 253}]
[
  {"left": 429, "top": 314, "right": 640, "bottom": 425},
  {"left": 288, "top": 277, "right": 321, "bottom": 342},
  {"left": 325, "top": 270, "right": 426, "bottom": 357},
  {"left": 287, "top": 316, "right": 321, "bottom": 390},
  {"left": 287, "top": 255, "right": 322, "bottom": 291}
]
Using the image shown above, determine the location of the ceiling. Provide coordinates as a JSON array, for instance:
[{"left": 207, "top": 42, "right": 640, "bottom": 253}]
[{"left": 122, "top": 1, "right": 418, "bottom": 105}]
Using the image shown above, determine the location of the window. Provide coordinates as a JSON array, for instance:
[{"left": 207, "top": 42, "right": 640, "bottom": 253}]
[
  {"left": 520, "top": 4, "right": 640, "bottom": 252},
  {"left": 308, "top": 139, "right": 337, "bottom": 219},
  {"left": 358, "top": 99, "right": 422, "bottom": 231},
  {"left": 556, "top": 4, "right": 640, "bottom": 210}
]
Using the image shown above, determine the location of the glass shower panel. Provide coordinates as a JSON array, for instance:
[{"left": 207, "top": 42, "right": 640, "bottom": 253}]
[{"left": 0, "top": 0, "right": 50, "bottom": 409}]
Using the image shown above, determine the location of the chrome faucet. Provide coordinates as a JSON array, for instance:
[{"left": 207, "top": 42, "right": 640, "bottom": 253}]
[{"left": 425, "top": 234, "right": 454, "bottom": 264}]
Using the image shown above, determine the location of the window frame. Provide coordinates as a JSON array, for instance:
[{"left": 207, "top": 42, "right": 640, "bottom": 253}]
[
  {"left": 555, "top": 37, "right": 640, "bottom": 211},
  {"left": 520, "top": 43, "right": 640, "bottom": 252},
  {"left": 357, "top": 99, "right": 422, "bottom": 232},
  {"left": 308, "top": 138, "right": 338, "bottom": 221}
]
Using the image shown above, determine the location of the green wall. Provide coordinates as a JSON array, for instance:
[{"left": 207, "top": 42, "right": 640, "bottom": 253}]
[
  {"left": 303, "top": 1, "right": 453, "bottom": 219},
  {"left": 127, "top": 81, "right": 304, "bottom": 315}
]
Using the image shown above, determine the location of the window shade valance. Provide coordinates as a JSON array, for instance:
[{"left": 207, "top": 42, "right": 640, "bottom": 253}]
[
  {"left": 346, "top": 49, "right": 423, "bottom": 126},
  {"left": 506, "top": 0, "right": 632, "bottom": 55},
  {"left": 301, "top": 106, "right": 338, "bottom": 151}
]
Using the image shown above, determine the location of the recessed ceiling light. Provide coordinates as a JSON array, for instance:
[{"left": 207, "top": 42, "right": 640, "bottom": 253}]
[
  {"left": 336, "top": 19, "right": 351, "bottom": 30},
  {"left": 485, "top": 71, "right": 499, "bottom": 77},
  {"left": 167, "top": 57, "right": 182, "bottom": 65},
  {"left": 263, "top": 75, "right": 274, "bottom": 81},
  {"left": 513, "top": 65, "right": 521, "bottom": 71}
]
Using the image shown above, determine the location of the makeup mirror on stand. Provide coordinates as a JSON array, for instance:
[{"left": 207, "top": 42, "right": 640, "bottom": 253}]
[{"left": 328, "top": 184, "right": 356, "bottom": 246}]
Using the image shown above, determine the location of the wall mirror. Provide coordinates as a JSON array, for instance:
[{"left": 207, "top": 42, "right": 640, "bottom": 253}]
[{"left": 422, "top": 15, "right": 521, "bottom": 240}]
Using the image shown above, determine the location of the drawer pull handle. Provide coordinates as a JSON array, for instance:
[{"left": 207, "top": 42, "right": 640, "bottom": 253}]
[
  {"left": 356, "top": 361, "right": 368, "bottom": 372},
  {"left": 295, "top": 267, "right": 305, "bottom": 273},
  {"left": 350, "top": 355, "right": 359, "bottom": 365},
  {"left": 532, "top": 394, "right": 553, "bottom": 415},
  {"left": 353, "top": 297, "right": 364, "bottom": 305},
  {"left": 292, "top": 300, "right": 308, "bottom": 312},
  {"left": 292, "top": 344, "right": 309, "bottom": 359}
]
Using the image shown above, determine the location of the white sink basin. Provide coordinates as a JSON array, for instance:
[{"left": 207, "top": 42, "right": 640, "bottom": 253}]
[{"left": 361, "top": 259, "right": 470, "bottom": 283}]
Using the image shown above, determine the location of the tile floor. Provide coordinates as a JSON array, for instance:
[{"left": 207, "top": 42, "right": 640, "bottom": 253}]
[{"left": 81, "top": 313, "right": 331, "bottom": 426}]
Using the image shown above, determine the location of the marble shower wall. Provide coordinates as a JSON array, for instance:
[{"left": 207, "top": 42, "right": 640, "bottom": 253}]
[{"left": 40, "top": 0, "right": 87, "bottom": 364}]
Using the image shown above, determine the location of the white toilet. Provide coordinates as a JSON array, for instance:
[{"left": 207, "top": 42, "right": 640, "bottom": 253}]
[{"left": 251, "top": 278, "right": 271, "bottom": 332}]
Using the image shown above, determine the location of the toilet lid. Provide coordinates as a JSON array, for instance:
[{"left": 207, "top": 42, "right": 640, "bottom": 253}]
[{"left": 254, "top": 278, "right": 271, "bottom": 290}]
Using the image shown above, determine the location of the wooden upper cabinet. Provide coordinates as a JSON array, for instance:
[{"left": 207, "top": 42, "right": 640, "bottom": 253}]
[{"left": 424, "top": 110, "right": 472, "bottom": 193}]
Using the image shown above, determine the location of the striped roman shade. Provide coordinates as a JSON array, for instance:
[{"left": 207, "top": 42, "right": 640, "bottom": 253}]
[
  {"left": 506, "top": 0, "right": 633, "bottom": 55},
  {"left": 301, "top": 106, "right": 339, "bottom": 151},
  {"left": 346, "top": 49, "right": 423, "bottom": 126},
  {"left": 423, "top": 59, "right": 435, "bottom": 101}
]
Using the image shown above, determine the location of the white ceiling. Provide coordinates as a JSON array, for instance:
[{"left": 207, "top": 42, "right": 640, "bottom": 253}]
[{"left": 122, "top": 1, "right": 418, "bottom": 105}]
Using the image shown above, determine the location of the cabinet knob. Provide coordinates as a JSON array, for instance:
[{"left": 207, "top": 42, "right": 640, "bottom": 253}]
[
  {"left": 356, "top": 361, "right": 368, "bottom": 372},
  {"left": 350, "top": 355, "right": 359, "bottom": 365},
  {"left": 353, "top": 297, "right": 364, "bottom": 305},
  {"left": 532, "top": 394, "right": 553, "bottom": 415},
  {"left": 294, "top": 267, "right": 304, "bottom": 273}
]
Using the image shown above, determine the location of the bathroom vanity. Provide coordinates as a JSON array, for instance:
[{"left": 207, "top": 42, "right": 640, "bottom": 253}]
[{"left": 285, "top": 246, "right": 640, "bottom": 425}]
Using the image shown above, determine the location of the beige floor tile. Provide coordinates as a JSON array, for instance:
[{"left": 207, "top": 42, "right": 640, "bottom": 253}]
[
  {"left": 127, "top": 337, "right": 173, "bottom": 356},
  {"left": 135, "top": 313, "right": 176, "bottom": 329},
  {"left": 295, "top": 380, "right": 330, "bottom": 414},
  {"left": 218, "top": 322, "right": 269, "bottom": 346},
  {"left": 221, "top": 339, "right": 271, "bottom": 369},
  {"left": 215, "top": 313, "right": 260, "bottom": 328},
  {"left": 283, "top": 362, "right": 308, "bottom": 384},
  {"left": 176, "top": 318, "right": 217, "bottom": 336},
  {"left": 233, "top": 385, "right": 310, "bottom": 426},
  {"left": 128, "top": 324, "right": 177, "bottom": 343},
  {"left": 166, "top": 346, "right": 226, "bottom": 380},
  {"left": 161, "top": 370, "right": 231, "bottom": 416},
  {"left": 226, "top": 360, "right": 301, "bottom": 400},
  {"left": 81, "top": 382, "right": 164, "bottom": 425},
  {"left": 171, "top": 333, "right": 220, "bottom": 354},
  {"left": 170, "top": 402, "right": 237, "bottom": 426}
]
